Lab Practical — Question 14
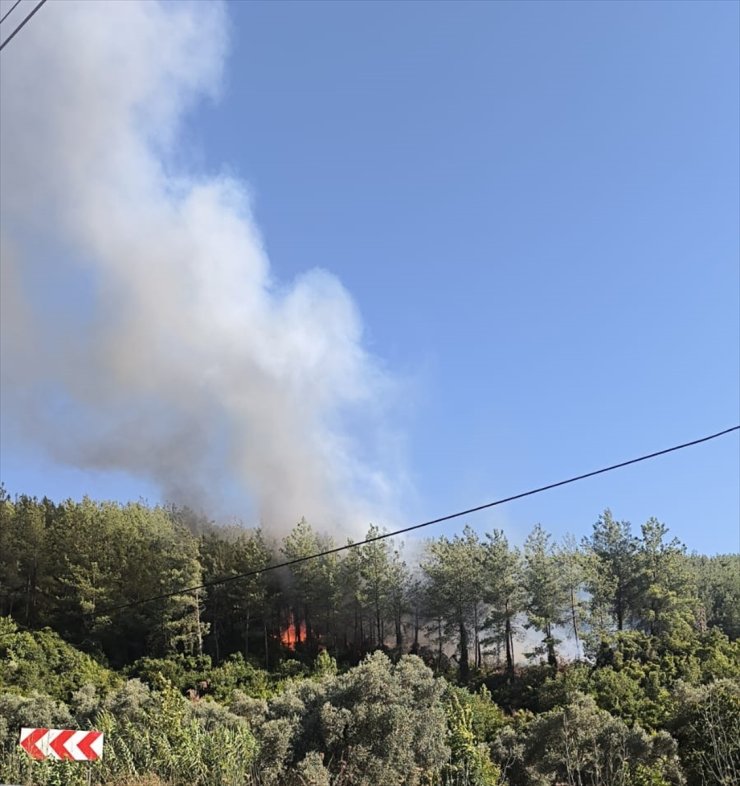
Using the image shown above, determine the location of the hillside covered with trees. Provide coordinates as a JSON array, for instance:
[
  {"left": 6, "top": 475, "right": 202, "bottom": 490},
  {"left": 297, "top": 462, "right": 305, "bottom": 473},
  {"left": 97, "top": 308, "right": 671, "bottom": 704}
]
[{"left": 1, "top": 488, "right": 738, "bottom": 785}]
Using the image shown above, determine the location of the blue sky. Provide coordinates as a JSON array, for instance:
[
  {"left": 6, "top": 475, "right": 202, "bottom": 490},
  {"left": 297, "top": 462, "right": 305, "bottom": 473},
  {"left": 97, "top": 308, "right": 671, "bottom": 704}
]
[{"left": 1, "top": 0, "right": 738, "bottom": 553}]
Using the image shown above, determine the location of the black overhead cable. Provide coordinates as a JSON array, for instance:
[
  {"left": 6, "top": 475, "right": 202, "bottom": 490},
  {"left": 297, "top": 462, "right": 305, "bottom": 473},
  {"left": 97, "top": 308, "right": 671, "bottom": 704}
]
[
  {"left": 0, "top": 0, "right": 23, "bottom": 26},
  {"left": 90, "top": 424, "right": 740, "bottom": 618},
  {"left": 0, "top": 0, "right": 47, "bottom": 52}
]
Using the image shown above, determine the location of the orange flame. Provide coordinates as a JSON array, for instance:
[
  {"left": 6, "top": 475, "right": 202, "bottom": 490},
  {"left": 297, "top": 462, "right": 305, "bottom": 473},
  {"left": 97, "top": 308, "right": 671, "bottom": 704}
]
[{"left": 281, "top": 613, "right": 306, "bottom": 649}]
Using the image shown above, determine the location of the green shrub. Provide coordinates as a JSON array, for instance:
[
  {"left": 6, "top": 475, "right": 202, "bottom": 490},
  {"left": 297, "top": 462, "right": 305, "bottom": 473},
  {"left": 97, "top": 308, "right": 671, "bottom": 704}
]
[{"left": 0, "top": 617, "right": 118, "bottom": 702}]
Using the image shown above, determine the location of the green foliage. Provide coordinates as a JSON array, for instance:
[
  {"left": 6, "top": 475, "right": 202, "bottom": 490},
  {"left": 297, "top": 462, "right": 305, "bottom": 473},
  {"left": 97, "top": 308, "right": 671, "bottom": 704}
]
[
  {"left": 669, "top": 679, "right": 740, "bottom": 786},
  {"left": 95, "top": 683, "right": 258, "bottom": 786},
  {"left": 555, "top": 534, "right": 588, "bottom": 660},
  {"left": 635, "top": 518, "right": 697, "bottom": 644},
  {"left": 523, "top": 524, "right": 567, "bottom": 669},
  {"left": 583, "top": 629, "right": 740, "bottom": 730},
  {"left": 535, "top": 661, "right": 591, "bottom": 711},
  {"left": 518, "top": 693, "right": 685, "bottom": 786},
  {"left": 199, "top": 527, "right": 271, "bottom": 664},
  {"left": 451, "top": 684, "right": 507, "bottom": 745},
  {"left": 0, "top": 497, "right": 210, "bottom": 665},
  {"left": 282, "top": 518, "right": 340, "bottom": 652},
  {"left": 691, "top": 553, "right": 740, "bottom": 640},
  {"left": 125, "top": 654, "right": 212, "bottom": 692},
  {"left": 359, "top": 525, "right": 409, "bottom": 651},
  {"left": 693, "top": 628, "right": 740, "bottom": 681},
  {"left": 209, "top": 653, "right": 275, "bottom": 700},
  {"left": 250, "top": 651, "right": 450, "bottom": 785},
  {"left": 126, "top": 651, "right": 278, "bottom": 705},
  {"left": 0, "top": 692, "right": 74, "bottom": 751},
  {"left": 3, "top": 490, "right": 739, "bottom": 785},
  {"left": 422, "top": 527, "right": 485, "bottom": 682},
  {"left": 275, "top": 658, "right": 311, "bottom": 680},
  {"left": 443, "top": 691, "right": 502, "bottom": 785},
  {"left": 0, "top": 617, "right": 119, "bottom": 701},
  {"left": 312, "top": 649, "right": 338, "bottom": 679},
  {"left": 583, "top": 509, "right": 642, "bottom": 635},
  {"left": 482, "top": 531, "right": 524, "bottom": 674},
  {"left": 0, "top": 690, "right": 86, "bottom": 785},
  {"left": 1, "top": 492, "right": 717, "bottom": 679},
  {"left": 0, "top": 493, "right": 52, "bottom": 628},
  {"left": 2, "top": 616, "right": 739, "bottom": 785}
]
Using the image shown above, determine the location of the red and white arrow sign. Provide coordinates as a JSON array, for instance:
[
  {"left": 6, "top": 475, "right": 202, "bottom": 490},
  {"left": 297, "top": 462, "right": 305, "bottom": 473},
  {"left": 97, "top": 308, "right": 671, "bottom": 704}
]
[{"left": 19, "top": 728, "right": 104, "bottom": 761}]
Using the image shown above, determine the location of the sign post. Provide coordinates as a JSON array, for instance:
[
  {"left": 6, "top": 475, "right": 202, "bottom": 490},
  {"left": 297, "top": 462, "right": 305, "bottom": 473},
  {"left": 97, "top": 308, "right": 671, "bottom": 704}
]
[{"left": 19, "top": 727, "right": 104, "bottom": 761}]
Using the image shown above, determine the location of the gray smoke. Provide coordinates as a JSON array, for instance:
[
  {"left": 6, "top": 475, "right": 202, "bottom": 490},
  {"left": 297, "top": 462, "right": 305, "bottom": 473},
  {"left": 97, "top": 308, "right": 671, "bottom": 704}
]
[{"left": 0, "top": 0, "right": 402, "bottom": 532}]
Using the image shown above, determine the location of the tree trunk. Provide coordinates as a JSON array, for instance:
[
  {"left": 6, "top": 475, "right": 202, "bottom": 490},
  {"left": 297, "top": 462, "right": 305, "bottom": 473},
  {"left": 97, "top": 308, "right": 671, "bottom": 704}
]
[
  {"left": 25, "top": 573, "right": 33, "bottom": 625},
  {"left": 545, "top": 623, "right": 557, "bottom": 669},
  {"left": 570, "top": 587, "right": 580, "bottom": 660},
  {"left": 194, "top": 590, "right": 204, "bottom": 656},
  {"left": 394, "top": 608, "right": 403, "bottom": 650},
  {"left": 504, "top": 603, "right": 514, "bottom": 673},
  {"left": 616, "top": 578, "right": 625, "bottom": 630},
  {"left": 459, "top": 617, "right": 470, "bottom": 683},
  {"left": 473, "top": 604, "right": 480, "bottom": 668}
]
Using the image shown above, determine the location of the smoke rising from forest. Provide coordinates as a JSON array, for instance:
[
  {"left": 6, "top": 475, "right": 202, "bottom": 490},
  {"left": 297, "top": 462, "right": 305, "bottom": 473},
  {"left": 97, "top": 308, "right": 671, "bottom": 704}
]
[{"left": 0, "top": 0, "right": 401, "bottom": 532}]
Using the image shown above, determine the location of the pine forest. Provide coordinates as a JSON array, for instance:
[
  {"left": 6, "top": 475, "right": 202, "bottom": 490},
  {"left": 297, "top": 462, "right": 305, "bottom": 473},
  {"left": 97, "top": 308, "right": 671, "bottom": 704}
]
[{"left": 1, "top": 490, "right": 738, "bottom": 785}]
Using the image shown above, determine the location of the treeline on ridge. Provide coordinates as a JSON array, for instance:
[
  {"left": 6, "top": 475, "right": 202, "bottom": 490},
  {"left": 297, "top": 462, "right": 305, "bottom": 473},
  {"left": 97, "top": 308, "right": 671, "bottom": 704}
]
[{"left": 1, "top": 487, "right": 737, "bottom": 677}]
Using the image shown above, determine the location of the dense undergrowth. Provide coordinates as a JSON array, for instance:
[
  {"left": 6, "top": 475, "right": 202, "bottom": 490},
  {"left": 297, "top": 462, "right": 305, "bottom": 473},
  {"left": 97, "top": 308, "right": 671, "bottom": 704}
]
[{"left": 1, "top": 618, "right": 738, "bottom": 785}]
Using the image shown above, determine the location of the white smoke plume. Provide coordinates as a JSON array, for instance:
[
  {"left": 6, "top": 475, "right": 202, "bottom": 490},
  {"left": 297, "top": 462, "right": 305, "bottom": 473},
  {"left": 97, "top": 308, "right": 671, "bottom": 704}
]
[{"left": 0, "top": 0, "right": 402, "bottom": 532}]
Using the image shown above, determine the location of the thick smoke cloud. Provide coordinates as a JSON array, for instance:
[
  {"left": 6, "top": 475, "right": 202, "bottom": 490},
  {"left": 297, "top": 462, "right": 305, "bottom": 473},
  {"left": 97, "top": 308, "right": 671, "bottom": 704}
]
[{"left": 0, "top": 0, "right": 401, "bottom": 532}]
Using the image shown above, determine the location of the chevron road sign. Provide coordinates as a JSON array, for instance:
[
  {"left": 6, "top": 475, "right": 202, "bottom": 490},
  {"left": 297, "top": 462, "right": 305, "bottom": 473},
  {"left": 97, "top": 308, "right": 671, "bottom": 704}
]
[{"left": 19, "top": 728, "right": 104, "bottom": 761}]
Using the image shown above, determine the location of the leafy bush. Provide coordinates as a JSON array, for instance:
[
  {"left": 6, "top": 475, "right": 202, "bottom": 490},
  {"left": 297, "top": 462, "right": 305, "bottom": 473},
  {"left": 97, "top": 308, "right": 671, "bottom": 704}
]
[
  {"left": 505, "top": 693, "right": 685, "bottom": 786},
  {"left": 669, "top": 679, "right": 740, "bottom": 786},
  {"left": 251, "top": 651, "right": 450, "bottom": 785},
  {"left": 443, "top": 691, "right": 502, "bottom": 785},
  {"left": 0, "top": 617, "right": 119, "bottom": 702}
]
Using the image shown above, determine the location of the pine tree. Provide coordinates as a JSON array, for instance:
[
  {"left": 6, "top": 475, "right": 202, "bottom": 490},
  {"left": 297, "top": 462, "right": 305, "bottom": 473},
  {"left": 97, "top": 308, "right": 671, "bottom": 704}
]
[
  {"left": 583, "top": 510, "right": 642, "bottom": 634},
  {"left": 635, "top": 518, "right": 697, "bottom": 642},
  {"left": 523, "top": 524, "right": 567, "bottom": 669},
  {"left": 422, "top": 527, "right": 485, "bottom": 682},
  {"left": 482, "top": 529, "right": 524, "bottom": 672},
  {"left": 556, "top": 534, "right": 587, "bottom": 660}
]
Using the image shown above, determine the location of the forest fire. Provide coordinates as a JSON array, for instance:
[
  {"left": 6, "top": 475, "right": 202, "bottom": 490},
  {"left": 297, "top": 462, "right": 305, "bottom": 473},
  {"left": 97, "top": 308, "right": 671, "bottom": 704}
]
[{"left": 281, "top": 613, "right": 306, "bottom": 650}]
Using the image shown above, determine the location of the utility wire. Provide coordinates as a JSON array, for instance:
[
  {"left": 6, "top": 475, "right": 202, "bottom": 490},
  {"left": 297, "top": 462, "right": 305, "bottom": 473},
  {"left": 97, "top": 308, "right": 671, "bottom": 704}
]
[
  {"left": 0, "top": 0, "right": 23, "bottom": 26},
  {"left": 91, "top": 424, "right": 740, "bottom": 618},
  {"left": 0, "top": 0, "right": 47, "bottom": 53}
]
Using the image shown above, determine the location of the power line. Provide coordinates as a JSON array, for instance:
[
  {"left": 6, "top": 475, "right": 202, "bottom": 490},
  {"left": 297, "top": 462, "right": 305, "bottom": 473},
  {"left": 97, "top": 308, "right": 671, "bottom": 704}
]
[
  {"left": 0, "top": 0, "right": 47, "bottom": 53},
  {"left": 92, "top": 424, "right": 740, "bottom": 618},
  {"left": 0, "top": 0, "right": 23, "bottom": 26}
]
